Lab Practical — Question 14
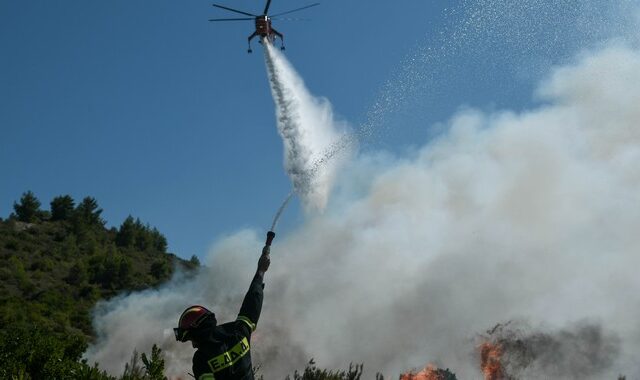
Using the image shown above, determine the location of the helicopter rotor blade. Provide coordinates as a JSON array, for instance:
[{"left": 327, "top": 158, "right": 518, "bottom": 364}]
[
  {"left": 270, "top": 3, "right": 319, "bottom": 18},
  {"left": 209, "top": 17, "right": 254, "bottom": 21},
  {"left": 270, "top": 17, "right": 311, "bottom": 21},
  {"left": 212, "top": 3, "right": 257, "bottom": 17},
  {"left": 264, "top": 0, "right": 272, "bottom": 15}
]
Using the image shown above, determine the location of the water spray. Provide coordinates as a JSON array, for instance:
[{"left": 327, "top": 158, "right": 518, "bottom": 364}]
[
  {"left": 261, "top": 42, "right": 356, "bottom": 243},
  {"left": 263, "top": 42, "right": 350, "bottom": 211},
  {"left": 270, "top": 191, "right": 294, "bottom": 232}
]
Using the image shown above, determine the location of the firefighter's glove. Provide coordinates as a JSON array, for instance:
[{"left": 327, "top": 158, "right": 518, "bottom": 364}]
[{"left": 257, "top": 248, "right": 271, "bottom": 274}]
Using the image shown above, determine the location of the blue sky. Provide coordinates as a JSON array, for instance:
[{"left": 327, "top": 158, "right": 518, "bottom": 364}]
[{"left": 1, "top": 0, "right": 624, "bottom": 259}]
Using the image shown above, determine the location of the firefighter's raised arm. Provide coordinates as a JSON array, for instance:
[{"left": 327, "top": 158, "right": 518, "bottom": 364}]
[
  {"left": 256, "top": 245, "right": 271, "bottom": 277},
  {"left": 236, "top": 245, "right": 270, "bottom": 334}
]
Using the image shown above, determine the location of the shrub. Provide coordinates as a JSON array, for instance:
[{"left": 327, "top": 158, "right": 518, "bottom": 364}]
[
  {"left": 0, "top": 324, "right": 87, "bottom": 380},
  {"left": 286, "top": 360, "right": 363, "bottom": 380}
]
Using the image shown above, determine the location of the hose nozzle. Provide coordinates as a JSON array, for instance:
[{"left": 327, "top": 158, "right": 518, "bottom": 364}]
[{"left": 265, "top": 231, "right": 276, "bottom": 247}]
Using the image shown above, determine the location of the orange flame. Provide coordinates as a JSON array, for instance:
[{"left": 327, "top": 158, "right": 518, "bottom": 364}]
[
  {"left": 400, "top": 364, "right": 447, "bottom": 380},
  {"left": 479, "top": 342, "right": 505, "bottom": 380}
]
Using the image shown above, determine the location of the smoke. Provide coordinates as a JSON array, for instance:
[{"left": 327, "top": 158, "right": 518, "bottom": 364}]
[
  {"left": 85, "top": 40, "right": 640, "bottom": 379},
  {"left": 479, "top": 321, "right": 621, "bottom": 379},
  {"left": 84, "top": 4, "right": 640, "bottom": 380},
  {"left": 263, "top": 43, "right": 351, "bottom": 211}
]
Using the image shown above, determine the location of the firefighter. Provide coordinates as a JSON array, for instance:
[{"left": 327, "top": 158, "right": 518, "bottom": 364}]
[{"left": 174, "top": 244, "right": 271, "bottom": 380}]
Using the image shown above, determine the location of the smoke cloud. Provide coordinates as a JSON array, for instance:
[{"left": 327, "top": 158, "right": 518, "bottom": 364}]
[{"left": 84, "top": 6, "right": 640, "bottom": 380}]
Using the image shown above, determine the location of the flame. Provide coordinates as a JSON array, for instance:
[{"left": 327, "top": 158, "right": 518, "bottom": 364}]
[
  {"left": 400, "top": 364, "right": 447, "bottom": 380},
  {"left": 479, "top": 342, "right": 505, "bottom": 380}
]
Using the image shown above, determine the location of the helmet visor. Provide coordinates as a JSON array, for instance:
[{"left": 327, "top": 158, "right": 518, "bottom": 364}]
[{"left": 174, "top": 327, "right": 189, "bottom": 342}]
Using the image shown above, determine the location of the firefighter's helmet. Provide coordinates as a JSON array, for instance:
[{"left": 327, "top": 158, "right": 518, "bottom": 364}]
[{"left": 174, "top": 305, "right": 216, "bottom": 342}]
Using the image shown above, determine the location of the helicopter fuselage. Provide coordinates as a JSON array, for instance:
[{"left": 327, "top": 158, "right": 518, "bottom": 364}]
[
  {"left": 250, "top": 15, "right": 283, "bottom": 49},
  {"left": 255, "top": 15, "right": 272, "bottom": 37}
]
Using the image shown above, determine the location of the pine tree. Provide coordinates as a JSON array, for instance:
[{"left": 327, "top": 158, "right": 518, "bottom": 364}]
[
  {"left": 75, "top": 197, "right": 105, "bottom": 227},
  {"left": 116, "top": 216, "right": 137, "bottom": 248},
  {"left": 13, "top": 191, "right": 42, "bottom": 223},
  {"left": 50, "top": 195, "right": 75, "bottom": 221}
]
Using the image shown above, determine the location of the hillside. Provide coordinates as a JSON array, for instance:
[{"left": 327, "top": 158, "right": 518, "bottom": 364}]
[{"left": 0, "top": 191, "right": 198, "bottom": 379}]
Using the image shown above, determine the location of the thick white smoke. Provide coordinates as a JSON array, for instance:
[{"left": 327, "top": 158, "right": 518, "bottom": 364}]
[
  {"left": 85, "top": 41, "right": 640, "bottom": 379},
  {"left": 257, "top": 44, "right": 640, "bottom": 380},
  {"left": 264, "top": 43, "right": 350, "bottom": 211}
]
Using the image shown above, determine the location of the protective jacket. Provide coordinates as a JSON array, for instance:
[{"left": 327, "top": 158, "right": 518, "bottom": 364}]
[{"left": 192, "top": 273, "right": 264, "bottom": 380}]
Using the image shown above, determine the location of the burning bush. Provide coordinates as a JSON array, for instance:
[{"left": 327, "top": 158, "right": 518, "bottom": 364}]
[
  {"left": 477, "top": 321, "right": 620, "bottom": 380},
  {"left": 400, "top": 365, "right": 458, "bottom": 380}
]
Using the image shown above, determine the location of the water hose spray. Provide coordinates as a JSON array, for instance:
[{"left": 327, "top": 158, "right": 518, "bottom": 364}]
[{"left": 265, "top": 191, "right": 295, "bottom": 248}]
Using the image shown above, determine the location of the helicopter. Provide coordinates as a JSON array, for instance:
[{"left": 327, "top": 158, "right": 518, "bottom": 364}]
[{"left": 209, "top": 0, "right": 320, "bottom": 53}]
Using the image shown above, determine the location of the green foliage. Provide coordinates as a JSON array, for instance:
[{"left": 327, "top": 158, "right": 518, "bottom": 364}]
[
  {"left": 150, "top": 260, "right": 170, "bottom": 281},
  {"left": 286, "top": 360, "right": 363, "bottom": 380},
  {"left": 189, "top": 254, "right": 201, "bottom": 267},
  {"left": 0, "top": 324, "right": 87, "bottom": 380},
  {"left": 13, "top": 191, "right": 42, "bottom": 223},
  {"left": 66, "top": 262, "right": 89, "bottom": 285},
  {"left": 51, "top": 195, "right": 75, "bottom": 221},
  {"left": 116, "top": 216, "right": 168, "bottom": 253},
  {"left": 75, "top": 197, "right": 105, "bottom": 227},
  {"left": 119, "top": 346, "right": 168, "bottom": 380},
  {"left": 116, "top": 216, "right": 137, "bottom": 248},
  {"left": 71, "top": 197, "right": 106, "bottom": 239},
  {"left": 1, "top": 192, "right": 195, "bottom": 380},
  {"left": 0, "top": 325, "right": 169, "bottom": 380},
  {"left": 141, "top": 345, "right": 168, "bottom": 380},
  {"left": 60, "top": 233, "right": 80, "bottom": 257},
  {"left": 122, "top": 350, "right": 145, "bottom": 380},
  {"left": 10, "top": 367, "right": 30, "bottom": 380},
  {"left": 8, "top": 255, "right": 34, "bottom": 293},
  {"left": 75, "top": 361, "right": 116, "bottom": 380},
  {"left": 89, "top": 252, "right": 133, "bottom": 289}
]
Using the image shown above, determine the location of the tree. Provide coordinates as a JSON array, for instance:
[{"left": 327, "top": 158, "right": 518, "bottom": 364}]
[
  {"left": 13, "top": 191, "right": 42, "bottom": 223},
  {"left": 116, "top": 216, "right": 137, "bottom": 248},
  {"left": 189, "top": 255, "right": 200, "bottom": 267},
  {"left": 90, "top": 253, "right": 132, "bottom": 289},
  {"left": 133, "top": 219, "right": 153, "bottom": 251},
  {"left": 50, "top": 195, "right": 75, "bottom": 221},
  {"left": 66, "top": 262, "right": 88, "bottom": 286},
  {"left": 141, "top": 344, "right": 168, "bottom": 380},
  {"left": 150, "top": 260, "right": 170, "bottom": 281},
  {"left": 150, "top": 228, "right": 167, "bottom": 253},
  {"left": 75, "top": 197, "right": 105, "bottom": 227},
  {"left": 116, "top": 216, "right": 167, "bottom": 253},
  {"left": 122, "top": 350, "right": 145, "bottom": 380},
  {"left": 0, "top": 324, "right": 87, "bottom": 380}
]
